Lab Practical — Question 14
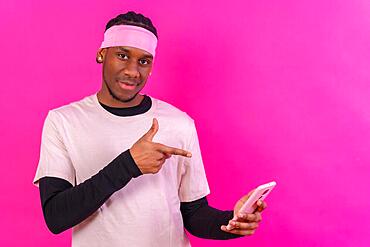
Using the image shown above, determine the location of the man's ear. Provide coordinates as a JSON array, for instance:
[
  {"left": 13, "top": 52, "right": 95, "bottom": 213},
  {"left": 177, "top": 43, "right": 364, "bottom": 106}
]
[{"left": 96, "top": 48, "right": 107, "bottom": 63}]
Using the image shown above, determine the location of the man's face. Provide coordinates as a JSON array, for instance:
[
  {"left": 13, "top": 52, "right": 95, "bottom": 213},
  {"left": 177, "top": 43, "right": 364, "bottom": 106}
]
[{"left": 98, "top": 46, "right": 153, "bottom": 103}]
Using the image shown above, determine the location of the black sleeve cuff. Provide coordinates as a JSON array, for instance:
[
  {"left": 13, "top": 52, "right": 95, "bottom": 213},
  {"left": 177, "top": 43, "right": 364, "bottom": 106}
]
[{"left": 119, "top": 149, "right": 143, "bottom": 178}]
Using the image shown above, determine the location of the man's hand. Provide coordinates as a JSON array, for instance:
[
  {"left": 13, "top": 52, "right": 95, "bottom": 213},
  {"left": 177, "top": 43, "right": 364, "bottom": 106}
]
[
  {"left": 130, "top": 118, "right": 192, "bottom": 174},
  {"left": 220, "top": 191, "right": 267, "bottom": 236}
]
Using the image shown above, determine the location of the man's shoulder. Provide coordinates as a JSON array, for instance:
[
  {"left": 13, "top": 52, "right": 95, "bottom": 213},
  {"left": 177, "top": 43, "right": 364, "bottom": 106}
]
[
  {"left": 151, "top": 96, "right": 197, "bottom": 138},
  {"left": 151, "top": 96, "right": 194, "bottom": 123},
  {"left": 48, "top": 94, "right": 96, "bottom": 119}
]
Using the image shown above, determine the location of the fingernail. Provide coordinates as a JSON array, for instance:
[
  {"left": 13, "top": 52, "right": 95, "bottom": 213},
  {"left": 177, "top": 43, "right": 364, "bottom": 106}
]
[
  {"left": 186, "top": 153, "right": 192, "bottom": 157},
  {"left": 257, "top": 200, "right": 262, "bottom": 206}
]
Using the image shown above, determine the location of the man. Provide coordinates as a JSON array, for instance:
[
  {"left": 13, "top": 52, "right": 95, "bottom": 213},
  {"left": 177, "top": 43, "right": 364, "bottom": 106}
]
[{"left": 33, "top": 11, "right": 267, "bottom": 246}]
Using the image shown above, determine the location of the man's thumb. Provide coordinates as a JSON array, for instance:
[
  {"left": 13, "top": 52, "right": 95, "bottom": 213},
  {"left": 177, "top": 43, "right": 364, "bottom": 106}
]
[{"left": 142, "top": 118, "right": 159, "bottom": 141}]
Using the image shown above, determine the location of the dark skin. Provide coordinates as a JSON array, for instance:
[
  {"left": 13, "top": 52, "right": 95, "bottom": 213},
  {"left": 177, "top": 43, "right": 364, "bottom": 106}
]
[
  {"left": 95, "top": 45, "right": 267, "bottom": 236},
  {"left": 96, "top": 46, "right": 153, "bottom": 107}
]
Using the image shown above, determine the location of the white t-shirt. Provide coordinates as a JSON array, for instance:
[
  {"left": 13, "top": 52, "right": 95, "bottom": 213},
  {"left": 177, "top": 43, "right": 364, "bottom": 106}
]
[{"left": 33, "top": 93, "right": 210, "bottom": 247}]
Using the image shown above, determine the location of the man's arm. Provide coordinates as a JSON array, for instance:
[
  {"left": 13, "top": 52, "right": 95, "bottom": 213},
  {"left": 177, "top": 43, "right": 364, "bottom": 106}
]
[
  {"left": 39, "top": 150, "right": 243, "bottom": 239},
  {"left": 39, "top": 118, "right": 191, "bottom": 235},
  {"left": 180, "top": 197, "right": 242, "bottom": 240},
  {"left": 39, "top": 150, "right": 142, "bottom": 234}
]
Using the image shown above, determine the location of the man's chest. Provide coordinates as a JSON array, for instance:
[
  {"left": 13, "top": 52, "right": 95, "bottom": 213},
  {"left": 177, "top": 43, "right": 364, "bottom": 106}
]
[{"left": 60, "top": 116, "right": 188, "bottom": 183}]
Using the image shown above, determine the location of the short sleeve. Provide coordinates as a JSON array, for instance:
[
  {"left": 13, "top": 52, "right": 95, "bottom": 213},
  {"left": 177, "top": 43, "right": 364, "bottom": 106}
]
[
  {"left": 33, "top": 111, "right": 76, "bottom": 187},
  {"left": 178, "top": 120, "right": 210, "bottom": 202}
]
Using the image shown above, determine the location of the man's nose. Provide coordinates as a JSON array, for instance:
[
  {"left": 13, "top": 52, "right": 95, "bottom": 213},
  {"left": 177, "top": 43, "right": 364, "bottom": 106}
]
[{"left": 123, "top": 60, "right": 140, "bottom": 78}]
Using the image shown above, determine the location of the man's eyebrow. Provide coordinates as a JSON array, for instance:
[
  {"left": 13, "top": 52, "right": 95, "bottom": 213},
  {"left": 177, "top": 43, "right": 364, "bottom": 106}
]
[
  {"left": 117, "top": 47, "right": 153, "bottom": 59},
  {"left": 117, "top": 47, "right": 130, "bottom": 52},
  {"left": 142, "top": 54, "right": 154, "bottom": 59}
]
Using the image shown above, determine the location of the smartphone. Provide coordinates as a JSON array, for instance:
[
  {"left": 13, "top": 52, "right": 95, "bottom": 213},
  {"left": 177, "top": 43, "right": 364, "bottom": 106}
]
[
  {"left": 238, "top": 181, "right": 276, "bottom": 215},
  {"left": 228, "top": 181, "right": 276, "bottom": 229}
]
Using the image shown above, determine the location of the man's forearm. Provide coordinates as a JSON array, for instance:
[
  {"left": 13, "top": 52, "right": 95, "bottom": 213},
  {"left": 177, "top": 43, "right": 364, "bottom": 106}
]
[
  {"left": 180, "top": 197, "right": 242, "bottom": 240},
  {"left": 39, "top": 149, "right": 142, "bottom": 234}
]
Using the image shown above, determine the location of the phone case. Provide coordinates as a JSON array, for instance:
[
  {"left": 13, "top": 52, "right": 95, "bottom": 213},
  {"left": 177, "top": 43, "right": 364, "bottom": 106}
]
[
  {"left": 238, "top": 181, "right": 276, "bottom": 214},
  {"left": 228, "top": 181, "right": 276, "bottom": 227}
]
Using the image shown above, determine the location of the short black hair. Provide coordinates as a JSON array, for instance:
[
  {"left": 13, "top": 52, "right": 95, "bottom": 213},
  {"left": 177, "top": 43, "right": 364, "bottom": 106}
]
[{"left": 105, "top": 11, "right": 158, "bottom": 38}]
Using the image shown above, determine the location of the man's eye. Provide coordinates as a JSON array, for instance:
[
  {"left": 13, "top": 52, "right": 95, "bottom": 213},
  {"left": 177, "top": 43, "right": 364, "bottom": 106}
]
[
  {"left": 118, "top": 54, "right": 128, "bottom": 59},
  {"left": 139, "top": 59, "right": 149, "bottom": 65}
]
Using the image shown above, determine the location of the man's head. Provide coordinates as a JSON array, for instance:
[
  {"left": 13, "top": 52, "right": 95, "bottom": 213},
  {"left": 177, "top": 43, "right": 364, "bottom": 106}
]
[{"left": 96, "top": 11, "right": 158, "bottom": 106}]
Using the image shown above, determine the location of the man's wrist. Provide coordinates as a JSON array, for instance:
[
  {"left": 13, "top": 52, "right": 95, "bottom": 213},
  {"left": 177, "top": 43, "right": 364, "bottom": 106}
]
[{"left": 120, "top": 150, "right": 143, "bottom": 178}]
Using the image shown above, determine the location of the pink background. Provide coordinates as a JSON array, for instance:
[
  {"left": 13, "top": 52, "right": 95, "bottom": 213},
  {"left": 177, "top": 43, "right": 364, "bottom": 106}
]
[{"left": 1, "top": 0, "right": 369, "bottom": 246}]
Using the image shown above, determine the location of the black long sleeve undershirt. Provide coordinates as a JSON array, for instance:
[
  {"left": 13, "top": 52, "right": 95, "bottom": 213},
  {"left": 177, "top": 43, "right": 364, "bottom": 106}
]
[
  {"left": 39, "top": 150, "right": 142, "bottom": 234},
  {"left": 39, "top": 150, "right": 240, "bottom": 239},
  {"left": 38, "top": 95, "right": 241, "bottom": 239},
  {"left": 180, "top": 198, "right": 242, "bottom": 239}
]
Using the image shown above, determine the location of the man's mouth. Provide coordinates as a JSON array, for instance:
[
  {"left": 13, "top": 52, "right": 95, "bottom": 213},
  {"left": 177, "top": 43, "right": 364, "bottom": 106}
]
[{"left": 117, "top": 80, "right": 138, "bottom": 91}]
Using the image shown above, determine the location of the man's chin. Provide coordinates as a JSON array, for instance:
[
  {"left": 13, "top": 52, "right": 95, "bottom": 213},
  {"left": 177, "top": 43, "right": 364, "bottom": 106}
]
[{"left": 119, "top": 95, "right": 137, "bottom": 103}]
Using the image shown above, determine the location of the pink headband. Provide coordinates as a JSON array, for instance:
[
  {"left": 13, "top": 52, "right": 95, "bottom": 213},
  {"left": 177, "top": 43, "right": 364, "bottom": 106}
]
[{"left": 100, "top": 25, "right": 158, "bottom": 57}]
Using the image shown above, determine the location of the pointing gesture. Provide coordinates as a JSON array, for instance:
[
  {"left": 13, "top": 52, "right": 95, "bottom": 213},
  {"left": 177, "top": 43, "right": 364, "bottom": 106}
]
[{"left": 130, "top": 118, "right": 192, "bottom": 174}]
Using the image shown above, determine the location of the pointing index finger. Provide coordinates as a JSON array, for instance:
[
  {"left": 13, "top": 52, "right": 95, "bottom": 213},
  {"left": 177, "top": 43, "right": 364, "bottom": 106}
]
[{"left": 155, "top": 143, "right": 192, "bottom": 157}]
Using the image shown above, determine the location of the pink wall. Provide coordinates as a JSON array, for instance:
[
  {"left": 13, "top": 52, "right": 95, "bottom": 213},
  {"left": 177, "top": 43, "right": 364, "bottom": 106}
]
[{"left": 1, "top": 0, "right": 369, "bottom": 246}]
